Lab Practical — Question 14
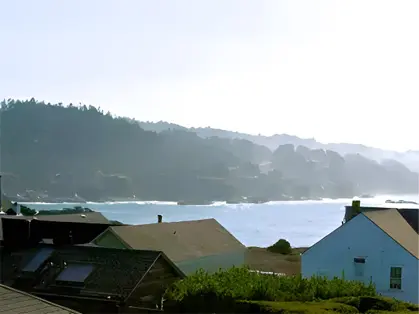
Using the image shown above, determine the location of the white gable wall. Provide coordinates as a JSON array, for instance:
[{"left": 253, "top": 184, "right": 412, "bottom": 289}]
[{"left": 302, "top": 214, "right": 418, "bottom": 304}]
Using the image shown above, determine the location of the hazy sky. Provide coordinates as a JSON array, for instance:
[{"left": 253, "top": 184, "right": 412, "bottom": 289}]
[{"left": 1, "top": 0, "right": 418, "bottom": 151}]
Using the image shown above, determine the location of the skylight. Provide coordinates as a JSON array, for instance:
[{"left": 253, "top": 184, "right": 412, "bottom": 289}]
[
  {"left": 22, "top": 248, "right": 54, "bottom": 272},
  {"left": 56, "top": 264, "right": 94, "bottom": 283}
]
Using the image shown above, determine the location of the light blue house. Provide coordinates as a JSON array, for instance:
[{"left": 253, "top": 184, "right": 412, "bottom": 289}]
[
  {"left": 91, "top": 217, "right": 247, "bottom": 275},
  {"left": 302, "top": 208, "right": 419, "bottom": 304}
]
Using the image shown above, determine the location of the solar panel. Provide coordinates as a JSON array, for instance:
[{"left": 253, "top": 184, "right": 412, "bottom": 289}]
[
  {"left": 23, "top": 248, "right": 54, "bottom": 272},
  {"left": 56, "top": 264, "right": 94, "bottom": 283}
]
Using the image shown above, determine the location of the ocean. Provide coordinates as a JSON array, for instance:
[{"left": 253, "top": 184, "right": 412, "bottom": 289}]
[{"left": 24, "top": 194, "right": 418, "bottom": 248}]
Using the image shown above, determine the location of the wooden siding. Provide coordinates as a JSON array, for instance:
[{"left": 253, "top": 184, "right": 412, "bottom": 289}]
[
  {"left": 93, "top": 229, "right": 129, "bottom": 249},
  {"left": 126, "top": 255, "right": 181, "bottom": 310}
]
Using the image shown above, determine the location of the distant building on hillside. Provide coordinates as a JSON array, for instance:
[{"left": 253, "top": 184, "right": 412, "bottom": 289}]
[
  {"left": 302, "top": 201, "right": 419, "bottom": 304},
  {"left": 91, "top": 217, "right": 247, "bottom": 275}
]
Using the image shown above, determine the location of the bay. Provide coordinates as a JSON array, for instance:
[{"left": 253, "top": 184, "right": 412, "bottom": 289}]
[{"left": 24, "top": 194, "right": 418, "bottom": 248}]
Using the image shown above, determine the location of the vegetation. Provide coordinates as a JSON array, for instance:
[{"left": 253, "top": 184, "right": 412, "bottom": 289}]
[
  {"left": 1, "top": 99, "right": 417, "bottom": 203},
  {"left": 20, "top": 205, "right": 94, "bottom": 216},
  {"left": 267, "top": 239, "right": 292, "bottom": 255},
  {"left": 163, "top": 268, "right": 418, "bottom": 313}
]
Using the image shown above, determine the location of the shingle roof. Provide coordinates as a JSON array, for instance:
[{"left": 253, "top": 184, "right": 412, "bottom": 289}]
[
  {"left": 100, "top": 218, "right": 246, "bottom": 262},
  {"left": 2, "top": 212, "right": 110, "bottom": 224},
  {"left": 0, "top": 213, "right": 110, "bottom": 242},
  {"left": 0, "top": 283, "right": 80, "bottom": 313},
  {"left": 12, "top": 245, "right": 183, "bottom": 301},
  {"left": 363, "top": 209, "right": 419, "bottom": 259}
]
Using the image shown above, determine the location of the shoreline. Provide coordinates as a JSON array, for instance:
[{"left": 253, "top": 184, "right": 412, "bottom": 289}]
[{"left": 19, "top": 194, "right": 419, "bottom": 206}]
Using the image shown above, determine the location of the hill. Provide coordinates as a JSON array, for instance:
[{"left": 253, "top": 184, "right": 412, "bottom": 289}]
[
  {"left": 139, "top": 121, "right": 419, "bottom": 172},
  {"left": 0, "top": 99, "right": 417, "bottom": 203}
]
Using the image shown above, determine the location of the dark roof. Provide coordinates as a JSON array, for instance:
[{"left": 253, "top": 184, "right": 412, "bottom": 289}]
[
  {"left": 1, "top": 214, "right": 113, "bottom": 248},
  {"left": 1, "top": 212, "right": 110, "bottom": 224},
  {"left": 0, "top": 283, "right": 80, "bottom": 313},
  {"left": 11, "top": 244, "right": 184, "bottom": 302},
  {"left": 398, "top": 208, "right": 419, "bottom": 234},
  {"left": 94, "top": 218, "right": 246, "bottom": 262},
  {"left": 0, "top": 213, "right": 109, "bottom": 242}
]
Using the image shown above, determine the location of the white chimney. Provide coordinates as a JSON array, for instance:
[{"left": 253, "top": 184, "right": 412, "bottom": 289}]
[{"left": 16, "top": 203, "right": 21, "bottom": 216}]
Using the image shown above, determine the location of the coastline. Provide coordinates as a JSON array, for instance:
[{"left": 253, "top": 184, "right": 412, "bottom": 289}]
[{"left": 20, "top": 194, "right": 419, "bottom": 206}]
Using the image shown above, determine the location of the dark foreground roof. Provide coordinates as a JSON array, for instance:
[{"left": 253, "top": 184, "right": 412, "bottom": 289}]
[
  {"left": 0, "top": 283, "right": 80, "bottom": 313},
  {"left": 2, "top": 212, "right": 110, "bottom": 224},
  {"left": 11, "top": 244, "right": 184, "bottom": 302},
  {"left": 0, "top": 212, "right": 110, "bottom": 242}
]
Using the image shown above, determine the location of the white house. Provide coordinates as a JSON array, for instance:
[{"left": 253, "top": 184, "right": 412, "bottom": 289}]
[{"left": 302, "top": 208, "right": 419, "bottom": 304}]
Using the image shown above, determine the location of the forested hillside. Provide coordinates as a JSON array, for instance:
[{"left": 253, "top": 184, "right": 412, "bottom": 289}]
[
  {"left": 0, "top": 99, "right": 417, "bottom": 203},
  {"left": 139, "top": 121, "right": 419, "bottom": 172}
]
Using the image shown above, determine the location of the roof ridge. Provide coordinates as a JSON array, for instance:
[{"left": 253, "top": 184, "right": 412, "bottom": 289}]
[{"left": 363, "top": 209, "right": 419, "bottom": 259}]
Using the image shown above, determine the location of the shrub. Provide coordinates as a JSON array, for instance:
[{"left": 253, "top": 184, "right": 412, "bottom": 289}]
[
  {"left": 332, "top": 296, "right": 419, "bottom": 313},
  {"left": 240, "top": 300, "right": 359, "bottom": 313},
  {"left": 267, "top": 238, "right": 292, "bottom": 254},
  {"left": 164, "top": 267, "right": 376, "bottom": 312}
]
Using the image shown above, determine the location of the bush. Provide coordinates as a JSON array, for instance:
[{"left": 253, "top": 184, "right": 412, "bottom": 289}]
[
  {"left": 239, "top": 300, "right": 359, "bottom": 313},
  {"left": 164, "top": 267, "right": 376, "bottom": 312},
  {"left": 267, "top": 238, "right": 293, "bottom": 254},
  {"left": 332, "top": 296, "right": 419, "bottom": 313}
]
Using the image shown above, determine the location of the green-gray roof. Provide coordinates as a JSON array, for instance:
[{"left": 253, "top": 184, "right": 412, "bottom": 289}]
[{"left": 0, "top": 284, "right": 80, "bottom": 313}]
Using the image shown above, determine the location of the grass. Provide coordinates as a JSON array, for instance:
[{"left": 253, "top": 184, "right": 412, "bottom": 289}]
[
  {"left": 245, "top": 247, "right": 304, "bottom": 275},
  {"left": 236, "top": 299, "right": 418, "bottom": 313},
  {"left": 237, "top": 300, "right": 359, "bottom": 313},
  {"left": 164, "top": 268, "right": 418, "bottom": 313}
]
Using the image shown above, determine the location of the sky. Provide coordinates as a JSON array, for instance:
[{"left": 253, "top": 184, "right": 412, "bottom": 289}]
[{"left": 1, "top": 0, "right": 418, "bottom": 151}]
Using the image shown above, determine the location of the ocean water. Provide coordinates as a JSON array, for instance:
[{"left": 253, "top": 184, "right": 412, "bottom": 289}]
[{"left": 24, "top": 194, "right": 418, "bottom": 248}]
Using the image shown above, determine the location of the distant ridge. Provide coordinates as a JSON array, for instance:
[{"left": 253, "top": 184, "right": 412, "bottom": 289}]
[{"left": 138, "top": 121, "right": 419, "bottom": 172}]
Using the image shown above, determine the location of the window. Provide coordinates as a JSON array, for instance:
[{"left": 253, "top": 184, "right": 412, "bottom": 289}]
[
  {"left": 390, "top": 267, "right": 402, "bottom": 290},
  {"left": 354, "top": 257, "right": 365, "bottom": 277},
  {"left": 56, "top": 264, "right": 94, "bottom": 283},
  {"left": 354, "top": 263, "right": 365, "bottom": 277},
  {"left": 23, "top": 248, "right": 54, "bottom": 272}
]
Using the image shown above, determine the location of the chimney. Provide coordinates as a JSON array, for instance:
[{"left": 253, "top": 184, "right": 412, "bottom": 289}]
[
  {"left": 350, "top": 199, "right": 361, "bottom": 221},
  {"left": 343, "top": 198, "right": 361, "bottom": 223},
  {"left": 15, "top": 203, "right": 21, "bottom": 216},
  {"left": 157, "top": 215, "right": 162, "bottom": 223}
]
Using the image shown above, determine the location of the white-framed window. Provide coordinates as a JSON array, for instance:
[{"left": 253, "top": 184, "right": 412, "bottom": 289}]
[{"left": 389, "top": 266, "right": 402, "bottom": 290}]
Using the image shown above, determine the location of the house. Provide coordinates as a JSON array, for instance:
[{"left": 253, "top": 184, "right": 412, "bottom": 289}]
[
  {"left": 302, "top": 203, "right": 419, "bottom": 304},
  {"left": 0, "top": 283, "right": 81, "bottom": 313},
  {"left": 1, "top": 212, "right": 112, "bottom": 248},
  {"left": 92, "top": 217, "right": 247, "bottom": 275},
  {"left": 7, "top": 244, "right": 184, "bottom": 313}
]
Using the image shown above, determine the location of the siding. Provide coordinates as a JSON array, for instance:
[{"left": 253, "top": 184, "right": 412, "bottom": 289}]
[
  {"left": 302, "top": 214, "right": 418, "bottom": 304},
  {"left": 176, "top": 249, "right": 246, "bottom": 275},
  {"left": 93, "top": 230, "right": 129, "bottom": 249}
]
